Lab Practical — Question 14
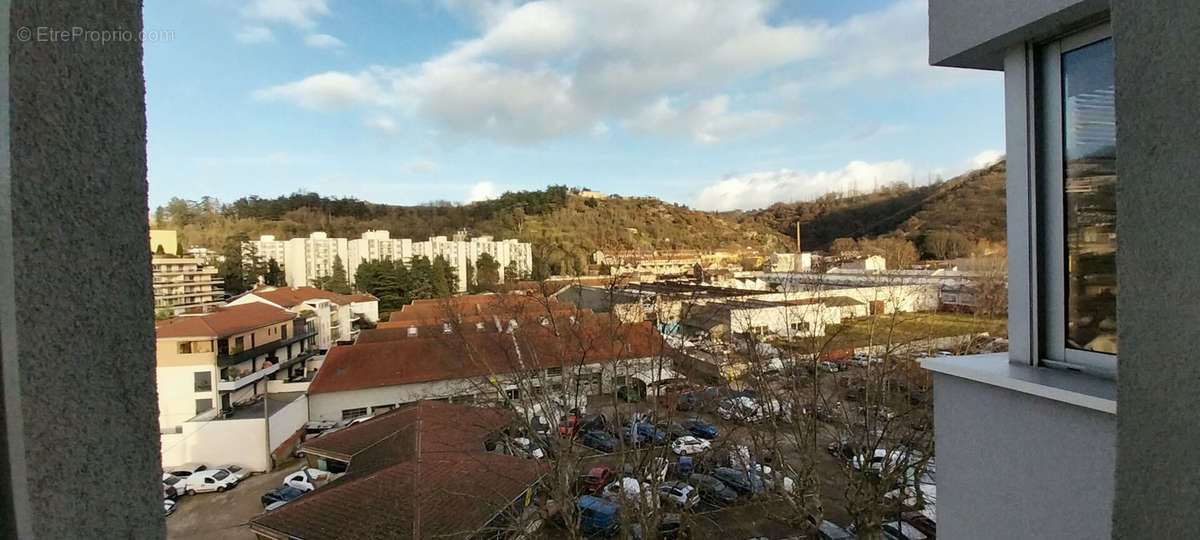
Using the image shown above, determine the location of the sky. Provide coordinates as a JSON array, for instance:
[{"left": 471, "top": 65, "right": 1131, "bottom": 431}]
[{"left": 144, "top": 0, "right": 1004, "bottom": 212}]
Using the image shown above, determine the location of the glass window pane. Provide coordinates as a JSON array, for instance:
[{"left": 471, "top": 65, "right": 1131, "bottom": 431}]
[{"left": 1062, "top": 38, "right": 1117, "bottom": 354}]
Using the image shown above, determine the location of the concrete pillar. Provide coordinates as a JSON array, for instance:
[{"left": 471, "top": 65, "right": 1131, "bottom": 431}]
[{"left": 1, "top": 2, "right": 164, "bottom": 537}]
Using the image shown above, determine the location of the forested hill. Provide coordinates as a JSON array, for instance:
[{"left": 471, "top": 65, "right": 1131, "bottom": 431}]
[
  {"left": 154, "top": 186, "right": 791, "bottom": 276},
  {"left": 731, "top": 160, "right": 1007, "bottom": 255}
]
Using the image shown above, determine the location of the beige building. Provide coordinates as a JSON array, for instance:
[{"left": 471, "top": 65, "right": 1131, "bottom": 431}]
[
  {"left": 151, "top": 255, "right": 224, "bottom": 315},
  {"left": 156, "top": 303, "right": 319, "bottom": 471},
  {"left": 149, "top": 229, "right": 178, "bottom": 254}
]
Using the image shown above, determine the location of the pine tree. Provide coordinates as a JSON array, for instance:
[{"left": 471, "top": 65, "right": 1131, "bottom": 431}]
[
  {"left": 264, "top": 258, "right": 285, "bottom": 287},
  {"left": 475, "top": 253, "right": 500, "bottom": 290},
  {"left": 326, "top": 255, "right": 352, "bottom": 294}
]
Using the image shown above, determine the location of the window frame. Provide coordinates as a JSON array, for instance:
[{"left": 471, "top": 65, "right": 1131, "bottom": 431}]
[{"left": 1011, "top": 22, "right": 1117, "bottom": 378}]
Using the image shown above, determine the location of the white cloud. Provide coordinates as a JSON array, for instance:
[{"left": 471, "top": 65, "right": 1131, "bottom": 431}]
[
  {"left": 970, "top": 149, "right": 1004, "bottom": 169},
  {"left": 241, "top": 0, "right": 330, "bottom": 29},
  {"left": 364, "top": 114, "right": 400, "bottom": 134},
  {"left": 400, "top": 158, "right": 439, "bottom": 174},
  {"left": 466, "top": 181, "right": 500, "bottom": 203},
  {"left": 630, "top": 95, "right": 785, "bottom": 143},
  {"left": 693, "top": 160, "right": 914, "bottom": 211},
  {"left": 254, "top": 0, "right": 987, "bottom": 144},
  {"left": 253, "top": 70, "right": 386, "bottom": 111},
  {"left": 305, "top": 33, "right": 346, "bottom": 49},
  {"left": 235, "top": 26, "right": 275, "bottom": 44}
]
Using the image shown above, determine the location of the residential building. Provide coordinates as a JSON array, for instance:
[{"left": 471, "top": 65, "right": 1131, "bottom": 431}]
[
  {"left": 766, "top": 252, "right": 813, "bottom": 272},
  {"left": 149, "top": 229, "right": 178, "bottom": 254},
  {"left": 247, "top": 234, "right": 287, "bottom": 268},
  {"left": 155, "top": 303, "right": 318, "bottom": 471},
  {"left": 837, "top": 254, "right": 887, "bottom": 272},
  {"left": 412, "top": 233, "right": 533, "bottom": 291},
  {"left": 151, "top": 254, "right": 225, "bottom": 315},
  {"left": 249, "top": 401, "right": 542, "bottom": 539},
  {"left": 923, "top": 2, "right": 1199, "bottom": 538},
  {"left": 246, "top": 231, "right": 532, "bottom": 291},
  {"left": 228, "top": 286, "right": 378, "bottom": 351},
  {"left": 346, "top": 229, "right": 413, "bottom": 281},
  {"left": 283, "top": 232, "right": 350, "bottom": 289},
  {"left": 305, "top": 317, "right": 675, "bottom": 422},
  {"left": 677, "top": 298, "right": 841, "bottom": 340}
]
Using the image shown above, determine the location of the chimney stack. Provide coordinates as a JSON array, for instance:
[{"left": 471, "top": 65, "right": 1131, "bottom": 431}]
[{"left": 795, "top": 222, "right": 802, "bottom": 253}]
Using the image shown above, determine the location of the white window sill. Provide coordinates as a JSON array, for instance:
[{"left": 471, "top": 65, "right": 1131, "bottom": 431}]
[{"left": 922, "top": 353, "right": 1117, "bottom": 415}]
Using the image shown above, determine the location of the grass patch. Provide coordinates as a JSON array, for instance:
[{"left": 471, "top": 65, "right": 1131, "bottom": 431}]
[{"left": 823, "top": 312, "right": 1007, "bottom": 350}]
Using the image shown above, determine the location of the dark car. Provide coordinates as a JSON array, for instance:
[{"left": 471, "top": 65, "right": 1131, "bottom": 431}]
[
  {"left": 660, "top": 422, "right": 690, "bottom": 440},
  {"left": 817, "top": 520, "right": 856, "bottom": 540},
  {"left": 261, "top": 485, "right": 307, "bottom": 508},
  {"left": 686, "top": 473, "right": 738, "bottom": 504},
  {"left": 845, "top": 386, "right": 864, "bottom": 402},
  {"left": 633, "top": 422, "right": 669, "bottom": 444},
  {"left": 620, "top": 426, "right": 650, "bottom": 446},
  {"left": 578, "top": 414, "right": 607, "bottom": 432},
  {"left": 676, "top": 387, "right": 721, "bottom": 412},
  {"left": 680, "top": 418, "right": 718, "bottom": 439},
  {"left": 581, "top": 430, "right": 616, "bottom": 453},
  {"left": 827, "top": 439, "right": 857, "bottom": 460},
  {"left": 712, "top": 467, "right": 765, "bottom": 494}
]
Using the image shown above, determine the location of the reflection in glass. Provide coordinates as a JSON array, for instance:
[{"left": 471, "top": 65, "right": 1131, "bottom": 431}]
[{"left": 1062, "top": 38, "right": 1117, "bottom": 354}]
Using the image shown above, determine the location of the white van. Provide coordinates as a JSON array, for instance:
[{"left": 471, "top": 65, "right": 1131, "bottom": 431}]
[{"left": 183, "top": 468, "right": 238, "bottom": 494}]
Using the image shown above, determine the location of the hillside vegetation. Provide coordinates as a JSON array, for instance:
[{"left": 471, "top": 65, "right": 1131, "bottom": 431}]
[
  {"left": 734, "top": 160, "right": 1007, "bottom": 259},
  {"left": 154, "top": 186, "right": 791, "bottom": 277}
]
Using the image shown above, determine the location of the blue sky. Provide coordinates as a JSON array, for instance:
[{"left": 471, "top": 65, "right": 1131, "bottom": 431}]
[{"left": 144, "top": 0, "right": 1004, "bottom": 211}]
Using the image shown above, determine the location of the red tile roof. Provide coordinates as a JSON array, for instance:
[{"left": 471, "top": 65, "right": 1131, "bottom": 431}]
[
  {"left": 249, "top": 286, "right": 356, "bottom": 308},
  {"left": 250, "top": 401, "right": 541, "bottom": 540},
  {"left": 344, "top": 293, "right": 378, "bottom": 303},
  {"left": 155, "top": 303, "right": 295, "bottom": 339},
  {"left": 308, "top": 319, "right": 667, "bottom": 395},
  {"left": 381, "top": 294, "right": 580, "bottom": 328}
]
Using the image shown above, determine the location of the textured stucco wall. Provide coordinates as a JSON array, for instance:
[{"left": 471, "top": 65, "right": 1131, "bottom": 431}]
[
  {"left": 933, "top": 373, "right": 1116, "bottom": 540},
  {"left": 2, "top": 1, "right": 164, "bottom": 538},
  {"left": 1111, "top": 1, "right": 1200, "bottom": 536},
  {"left": 928, "top": 0, "right": 1108, "bottom": 69}
]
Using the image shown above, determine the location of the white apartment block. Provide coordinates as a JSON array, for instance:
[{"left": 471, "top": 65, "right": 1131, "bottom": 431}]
[
  {"left": 247, "top": 235, "right": 287, "bottom": 267},
  {"left": 246, "top": 231, "right": 533, "bottom": 292},
  {"left": 283, "top": 232, "right": 350, "bottom": 289}
]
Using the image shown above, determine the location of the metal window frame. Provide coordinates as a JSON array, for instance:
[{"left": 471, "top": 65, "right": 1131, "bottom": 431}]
[{"left": 1007, "top": 22, "right": 1116, "bottom": 379}]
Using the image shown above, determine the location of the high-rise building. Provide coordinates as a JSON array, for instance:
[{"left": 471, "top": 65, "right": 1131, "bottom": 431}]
[{"left": 246, "top": 231, "right": 532, "bottom": 291}]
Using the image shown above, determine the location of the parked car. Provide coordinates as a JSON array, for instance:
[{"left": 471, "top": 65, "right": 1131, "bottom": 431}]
[
  {"left": 671, "top": 436, "right": 711, "bottom": 456},
  {"left": 679, "top": 418, "right": 718, "bottom": 439},
  {"left": 827, "top": 439, "right": 858, "bottom": 460},
  {"left": 603, "top": 477, "right": 657, "bottom": 508},
  {"left": 261, "top": 485, "right": 308, "bottom": 508},
  {"left": 581, "top": 430, "right": 616, "bottom": 453},
  {"left": 660, "top": 422, "right": 690, "bottom": 440},
  {"left": 901, "top": 511, "right": 937, "bottom": 538},
  {"left": 717, "top": 396, "right": 763, "bottom": 422},
  {"left": 686, "top": 473, "right": 738, "bottom": 504},
  {"left": 581, "top": 466, "right": 615, "bottom": 494},
  {"left": 183, "top": 469, "right": 238, "bottom": 494},
  {"left": 163, "top": 498, "right": 176, "bottom": 516},
  {"left": 819, "top": 361, "right": 840, "bottom": 373},
  {"left": 620, "top": 425, "right": 650, "bottom": 446},
  {"left": 881, "top": 520, "right": 930, "bottom": 540},
  {"left": 657, "top": 480, "right": 699, "bottom": 508},
  {"left": 164, "top": 463, "right": 207, "bottom": 479},
  {"left": 632, "top": 422, "right": 669, "bottom": 444},
  {"left": 512, "top": 437, "right": 546, "bottom": 459},
  {"left": 216, "top": 464, "right": 247, "bottom": 482},
  {"left": 162, "top": 473, "right": 185, "bottom": 499},
  {"left": 559, "top": 415, "right": 582, "bottom": 437},
  {"left": 817, "top": 520, "right": 855, "bottom": 540},
  {"left": 644, "top": 457, "right": 670, "bottom": 483},
  {"left": 283, "top": 467, "right": 332, "bottom": 491},
  {"left": 712, "top": 467, "right": 765, "bottom": 494},
  {"left": 577, "top": 495, "right": 620, "bottom": 536},
  {"left": 845, "top": 386, "right": 864, "bottom": 402}
]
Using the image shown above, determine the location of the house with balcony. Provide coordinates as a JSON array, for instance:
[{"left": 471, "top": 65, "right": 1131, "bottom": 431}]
[
  {"left": 156, "top": 302, "right": 319, "bottom": 471},
  {"left": 924, "top": 1, "right": 1197, "bottom": 538},
  {"left": 228, "top": 286, "right": 376, "bottom": 351}
]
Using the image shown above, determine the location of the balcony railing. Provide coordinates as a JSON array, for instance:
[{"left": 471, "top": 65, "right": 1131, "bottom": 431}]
[
  {"left": 216, "top": 349, "right": 318, "bottom": 392},
  {"left": 217, "top": 330, "right": 316, "bottom": 367}
]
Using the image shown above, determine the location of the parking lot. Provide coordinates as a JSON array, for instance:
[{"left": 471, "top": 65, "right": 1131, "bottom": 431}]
[{"left": 166, "top": 459, "right": 302, "bottom": 540}]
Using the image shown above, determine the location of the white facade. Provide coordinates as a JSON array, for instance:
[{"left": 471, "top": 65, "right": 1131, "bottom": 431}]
[
  {"left": 246, "top": 231, "right": 532, "bottom": 292},
  {"left": 248, "top": 235, "right": 287, "bottom": 267},
  {"left": 282, "top": 232, "right": 350, "bottom": 288},
  {"left": 307, "top": 356, "right": 670, "bottom": 422},
  {"left": 227, "top": 294, "right": 355, "bottom": 352},
  {"left": 838, "top": 255, "right": 887, "bottom": 272},
  {"left": 160, "top": 394, "right": 308, "bottom": 473},
  {"left": 767, "top": 252, "right": 813, "bottom": 272}
]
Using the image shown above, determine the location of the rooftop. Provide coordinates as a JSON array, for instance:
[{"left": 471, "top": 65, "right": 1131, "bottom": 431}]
[
  {"left": 308, "top": 319, "right": 667, "bottom": 394},
  {"left": 246, "top": 286, "right": 357, "bottom": 308},
  {"left": 155, "top": 302, "right": 296, "bottom": 339},
  {"left": 251, "top": 401, "right": 541, "bottom": 540}
]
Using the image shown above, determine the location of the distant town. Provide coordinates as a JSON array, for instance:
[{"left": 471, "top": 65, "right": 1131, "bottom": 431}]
[{"left": 153, "top": 192, "right": 1007, "bottom": 539}]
